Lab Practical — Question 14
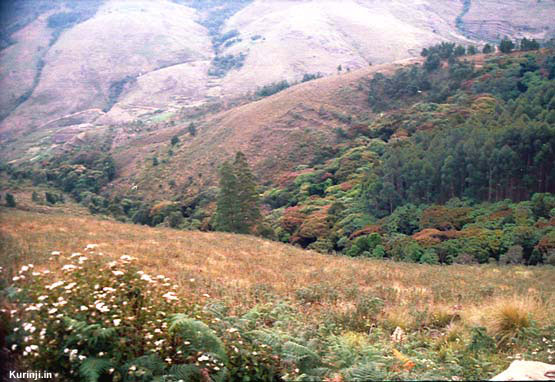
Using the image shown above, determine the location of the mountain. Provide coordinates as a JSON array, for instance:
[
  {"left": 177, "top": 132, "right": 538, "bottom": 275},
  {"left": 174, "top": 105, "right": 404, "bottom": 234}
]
[{"left": 1, "top": 0, "right": 554, "bottom": 139}]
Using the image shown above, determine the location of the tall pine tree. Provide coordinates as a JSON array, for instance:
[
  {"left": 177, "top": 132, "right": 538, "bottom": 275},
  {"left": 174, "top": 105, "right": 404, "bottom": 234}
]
[{"left": 214, "top": 152, "right": 261, "bottom": 234}]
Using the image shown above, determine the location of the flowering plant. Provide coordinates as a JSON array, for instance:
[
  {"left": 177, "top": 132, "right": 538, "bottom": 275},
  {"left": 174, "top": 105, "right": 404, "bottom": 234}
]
[{"left": 3, "top": 248, "right": 232, "bottom": 381}]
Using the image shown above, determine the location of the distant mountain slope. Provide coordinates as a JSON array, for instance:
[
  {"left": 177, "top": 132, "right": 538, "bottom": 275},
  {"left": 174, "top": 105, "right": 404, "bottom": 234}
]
[
  {"left": 1, "top": 0, "right": 554, "bottom": 137},
  {"left": 0, "top": 0, "right": 211, "bottom": 135},
  {"left": 218, "top": 0, "right": 467, "bottom": 97},
  {"left": 108, "top": 58, "right": 420, "bottom": 200},
  {"left": 459, "top": 0, "right": 555, "bottom": 41}
]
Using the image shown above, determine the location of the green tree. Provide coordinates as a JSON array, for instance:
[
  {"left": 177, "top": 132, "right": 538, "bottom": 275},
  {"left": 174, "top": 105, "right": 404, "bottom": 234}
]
[
  {"left": 520, "top": 37, "right": 540, "bottom": 51},
  {"left": 171, "top": 135, "right": 179, "bottom": 145},
  {"left": 214, "top": 152, "right": 261, "bottom": 234},
  {"left": 482, "top": 44, "right": 493, "bottom": 54},
  {"left": 499, "top": 37, "right": 515, "bottom": 53},
  {"left": 467, "top": 45, "right": 477, "bottom": 55},
  {"left": 454, "top": 45, "right": 466, "bottom": 57},
  {"left": 5, "top": 193, "right": 16, "bottom": 207},
  {"left": 45, "top": 192, "right": 57, "bottom": 204},
  {"left": 424, "top": 53, "right": 441, "bottom": 72}
]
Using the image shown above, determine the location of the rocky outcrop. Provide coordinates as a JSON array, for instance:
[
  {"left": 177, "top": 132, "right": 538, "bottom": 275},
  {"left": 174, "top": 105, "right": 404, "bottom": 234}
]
[{"left": 490, "top": 360, "right": 555, "bottom": 381}]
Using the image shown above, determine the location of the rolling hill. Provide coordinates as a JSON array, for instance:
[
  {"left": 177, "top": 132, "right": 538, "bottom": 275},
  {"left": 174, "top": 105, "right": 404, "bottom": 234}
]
[{"left": 1, "top": 0, "right": 554, "bottom": 140}]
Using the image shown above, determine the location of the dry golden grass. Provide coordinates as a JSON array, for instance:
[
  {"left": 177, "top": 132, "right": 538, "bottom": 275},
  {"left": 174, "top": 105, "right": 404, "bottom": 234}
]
[
  {"left": 2, "top": 208, "right": 554, "bottom": 332},
  {"left": 463, "top": 296, "right": 549, "bottom": 346}
]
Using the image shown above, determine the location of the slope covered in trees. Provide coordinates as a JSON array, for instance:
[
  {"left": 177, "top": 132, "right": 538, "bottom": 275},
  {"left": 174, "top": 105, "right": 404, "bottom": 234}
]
[{"left": 258, "top": 49, "right": 555, "bottom": 265}]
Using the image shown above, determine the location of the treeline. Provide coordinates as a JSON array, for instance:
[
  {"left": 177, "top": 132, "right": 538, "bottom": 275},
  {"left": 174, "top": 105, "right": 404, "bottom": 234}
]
[{"left": 255, "top": 73, "right": 323, "bottom": 98}]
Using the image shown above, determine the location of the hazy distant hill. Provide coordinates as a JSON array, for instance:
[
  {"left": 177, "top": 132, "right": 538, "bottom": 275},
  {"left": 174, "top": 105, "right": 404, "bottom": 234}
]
[{"left": 1, "top": 0, "right": 554, "bottom": 137}]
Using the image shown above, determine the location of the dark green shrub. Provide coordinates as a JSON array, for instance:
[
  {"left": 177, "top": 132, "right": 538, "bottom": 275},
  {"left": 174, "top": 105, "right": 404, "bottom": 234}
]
[{"left": 5, "top": 193, "right": 15, "bottom": 207}]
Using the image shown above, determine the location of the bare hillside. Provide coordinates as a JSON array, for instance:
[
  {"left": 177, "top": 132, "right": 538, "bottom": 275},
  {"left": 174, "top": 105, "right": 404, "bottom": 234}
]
[
  {"left": 1, "top": 0, "right": 553, "bottom": 138},
  {"left": 219, "top": 0, "right": 468, "bottom": 96},
  {"left": 0, "top": 0, "right": 211, "bottom": 134},
  {"left": 460, "top": 0, "right": 555, "bottom": 41}
]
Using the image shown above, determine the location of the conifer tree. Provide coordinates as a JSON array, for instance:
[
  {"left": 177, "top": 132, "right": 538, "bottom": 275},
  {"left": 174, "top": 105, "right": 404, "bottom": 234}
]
[
  {"left": 214, "top": 160, "right": 239, "bottom": 232},
  {"left": 214, "top": 152, "right": 261, "bottom": 234}
]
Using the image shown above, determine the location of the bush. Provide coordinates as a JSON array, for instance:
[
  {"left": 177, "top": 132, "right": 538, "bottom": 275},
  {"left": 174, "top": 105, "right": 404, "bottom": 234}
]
[
  {"left": 5, "top": 193, "right": 15, "bottom": 207},
  {"left": 499, "top": 37, "right": 515, "bottom": 54},
  {"left": 346, "top": 234, "right": 381, "bottom": 257},
  {"left": 499, "top": 245, "right": 524, "bottom": 265},
  {"left": 4, "top": 249, "right": 287, "bottom": 381},
  {"left": 255, "top": 80, "right": 290, "bottom": 97}
]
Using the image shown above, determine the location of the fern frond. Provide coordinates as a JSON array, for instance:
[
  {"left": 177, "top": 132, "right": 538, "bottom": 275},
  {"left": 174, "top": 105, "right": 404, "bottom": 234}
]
[
  {"left": 344, "top": 362, "right": 386, "bottom": 382},
  {"left": 168, "top": 364, "right": 202, "bottom": 380},
  {"left": 247, "top": 329, "right": 283, "bottom": 351},
  {"left": 204, "top": 302, "right": 229, "bottom": 319},
  {"left": 241, "top": 307, "right": 262, "bottom": 324},
  {"left": 282, "top": 341, "right": 321, "bottom": 370},
  {"left": 168, "top": 314, "right": 227, "bottom": 361},
  {"left": 79, "top": 358, "right": 113, "bottom": 382}
]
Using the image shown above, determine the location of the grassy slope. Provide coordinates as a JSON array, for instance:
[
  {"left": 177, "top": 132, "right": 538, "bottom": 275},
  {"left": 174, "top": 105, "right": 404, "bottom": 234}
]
[
  {"left": 2, "top": 207, "right": 553, "bottom": 331},
  {"left": 112, "top": 58, "right": 421, "bottom": 200}
]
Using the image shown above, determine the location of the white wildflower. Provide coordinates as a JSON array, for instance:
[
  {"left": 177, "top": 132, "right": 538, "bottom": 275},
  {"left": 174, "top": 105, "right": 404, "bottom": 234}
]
[
  {"left": 50, "top": 251, "right": 61, "bottom": 256},
  {"left": 45, "top": 280, "right": 65, "bottom": 290},
  {"left": 113, "top": 319, "right": 121, "bottom": 327},
  {"left": 162, "top": 292, "right": 178, "bottom": 301},
  {"left": 112, "top": 270, "right": 124, "bottom": 276},
  {"left": 70, "top": 252, "right": 82, "bottom": 258},
  {"left": 141, "top": 274, "right": 154, "bottom": 283},
  {"left": 61, "top": 264, "right": 77, "bottom": 271},
  {"left": 198, "top": 354, "right": 210, "bottom": 362},
  {"left": 154, "top": 339, "right": 165, "bottom": 346},
  {"left": 85, "top": 244, "right": 98, "bottom": 251}
]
